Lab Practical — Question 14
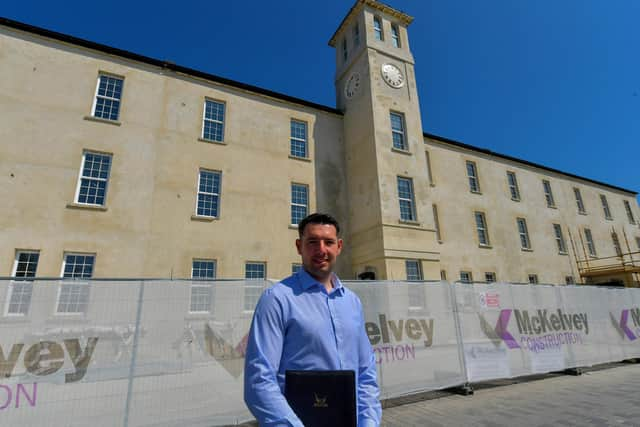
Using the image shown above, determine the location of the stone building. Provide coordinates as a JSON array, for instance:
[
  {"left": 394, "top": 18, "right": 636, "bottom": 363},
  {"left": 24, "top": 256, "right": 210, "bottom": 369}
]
[{"left": 2, "top": 0, "right": 639, "bottom": 294}]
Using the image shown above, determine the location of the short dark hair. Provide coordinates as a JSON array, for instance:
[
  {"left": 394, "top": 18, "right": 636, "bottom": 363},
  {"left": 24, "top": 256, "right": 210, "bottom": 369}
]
[{"left": 298, "top": 213, "right": 341, "bottom": 238}]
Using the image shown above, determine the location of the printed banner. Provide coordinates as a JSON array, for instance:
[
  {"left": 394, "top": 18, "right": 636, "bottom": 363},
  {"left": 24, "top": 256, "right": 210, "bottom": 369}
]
[{"left": 1, "top": 280, "right": 639, "bottom": 425}]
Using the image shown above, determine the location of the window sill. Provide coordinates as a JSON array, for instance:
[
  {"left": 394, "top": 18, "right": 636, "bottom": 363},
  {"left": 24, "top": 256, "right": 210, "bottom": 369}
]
[
  {"left": 198, "top": 138, "right": 227, "bottom": 145},
  {"left": 288, "top": 155, "right": 312, "bottom": 162},
  {"left": 470, "top": 190, "right": 482, "bottom": 195},
  {"left": 547, "top": 205, "right": 558, "bottom": 209},
  {"left": 391, "top": 147, "right": 412, "bottom": 156},
  {"left": 521, "top": 248, "right": 534, "bottom": 252},
  {"left": 478, "top": 244, "right": 493, "bottom": 249},
  {"left": 511, "top": 198, "right": 521, "bottom": 202},
  {"left": 191, "top": 215, "right": 218, "bottom": 222},
  {"left": 398, "top": 219, "right": 421, "bottom": 226},
  {"left": 83, "top": 115, "right": 121, "bottom": 126},
  {"left": 605, "top": 217, "right": 613, "bottom": 221},
  {"left": 66, "top": 203, "right": 108, "bottom": 212},
  {"left": 558, "top": 252, "right": 569, "bottom": 256},
  {"left": 578, "top": 211, "right": 587, "bottom": 216},
  {"left": 288, "top": 224, "right": 299, "bottom": 230},
  {"left": 429, "top": 182, "right": 436, "bottom": 187}
]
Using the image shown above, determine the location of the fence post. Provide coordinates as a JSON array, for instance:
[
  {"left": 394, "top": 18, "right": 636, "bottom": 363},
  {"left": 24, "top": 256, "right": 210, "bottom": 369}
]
[
  {"left": 448, "top": 281, "right": 473, "bottom": 395},
  {"left": 123, "top": 280, "right": 146, "bottom": 427}
]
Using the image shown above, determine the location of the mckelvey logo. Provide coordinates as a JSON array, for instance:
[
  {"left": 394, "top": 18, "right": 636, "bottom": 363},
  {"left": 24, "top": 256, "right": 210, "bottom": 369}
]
[
  {"left": 365, "top": 314, "right": 434, "bottom": 364},
  {"left": 610, "top": 308, "right": 640, "bottom": 341},
  {"left": 0, "top": 338, "right": 98, "bottom": 382},
  {"left": 479, "top": 309, "right": 589, "bottom": 351},
  {"left": 203, "top": 323, "right": 248, "bottom": 378}
]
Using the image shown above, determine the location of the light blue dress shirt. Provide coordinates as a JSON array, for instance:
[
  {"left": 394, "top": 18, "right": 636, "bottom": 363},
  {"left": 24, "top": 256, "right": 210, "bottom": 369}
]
[{"left": 244, "top": 269, "right": 381, "bottom": 427}]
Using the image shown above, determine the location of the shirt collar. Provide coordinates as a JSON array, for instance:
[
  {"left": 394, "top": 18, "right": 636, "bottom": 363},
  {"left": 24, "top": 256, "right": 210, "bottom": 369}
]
[{"left": 298, "top": 269, "right": 344, "bottom": 295}]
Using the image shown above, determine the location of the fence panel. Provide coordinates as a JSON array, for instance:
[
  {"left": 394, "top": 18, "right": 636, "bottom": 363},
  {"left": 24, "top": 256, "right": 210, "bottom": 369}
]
[
  {"left": 0, "top": 280, "right": 140, "bottom": 426},
  {"left": 348, "top": 281, "right": 467, "bottom": 398},
  {"left": 2, "top": 279, "right": 640, "bottom": 426}
]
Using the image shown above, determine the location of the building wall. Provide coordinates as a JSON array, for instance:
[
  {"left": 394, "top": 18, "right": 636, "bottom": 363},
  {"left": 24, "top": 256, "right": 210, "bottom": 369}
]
[
  {"left": 0, "top": 27, "right": 346, "bottom": 280},
  {"left": 1, "top": 6, "right": 639, "bottom": 286},
  {"left": 425, "top": 137, "right": 640, "bottom": 285}
]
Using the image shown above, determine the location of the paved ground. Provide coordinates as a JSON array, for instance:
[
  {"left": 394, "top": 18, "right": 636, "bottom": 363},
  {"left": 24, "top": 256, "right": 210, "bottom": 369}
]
[{"left": 382, "top": 362, "right": 640, "bottom": 427}]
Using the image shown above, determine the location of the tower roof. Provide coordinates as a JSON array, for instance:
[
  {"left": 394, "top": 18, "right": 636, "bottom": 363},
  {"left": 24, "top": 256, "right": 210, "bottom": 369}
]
[{"left": 328, "top": 0, "right": 413, "bottom": 47}]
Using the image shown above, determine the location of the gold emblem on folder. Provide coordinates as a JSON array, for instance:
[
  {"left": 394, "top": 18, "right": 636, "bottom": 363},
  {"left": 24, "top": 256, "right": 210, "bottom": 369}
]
[{"left": 313, "top": 393, "right": 328, "bottom": 408}]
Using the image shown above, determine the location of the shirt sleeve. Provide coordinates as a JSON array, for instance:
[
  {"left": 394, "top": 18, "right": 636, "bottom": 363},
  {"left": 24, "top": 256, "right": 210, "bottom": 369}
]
[
  {"left": 356, "top": 299, "right": 382, "bottom": 427},
  {"left": 243, "top": 289, "right": 304, "bottom": 427}
]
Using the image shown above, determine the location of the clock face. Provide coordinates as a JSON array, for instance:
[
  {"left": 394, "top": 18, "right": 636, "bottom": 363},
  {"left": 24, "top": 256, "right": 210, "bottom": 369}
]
[
  {"left": 344, "top": 72, "right": 361, "bottom": 99},
  {"left": 381, "top": 63, "right": 405, "bottom": 88}
]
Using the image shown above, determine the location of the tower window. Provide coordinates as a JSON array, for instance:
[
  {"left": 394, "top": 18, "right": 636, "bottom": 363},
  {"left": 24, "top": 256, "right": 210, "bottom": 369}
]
[
  {"left": 353, "top": 23, "right": 360, "bottom": 46},
  {"left": 342, "top": 38, "right": 348, "bottom": 61},
  {"left": 433, "top": 204, "right": 442, "bottom": 242},
  {"left": 425, "top": 150, "right": 435, "bottom": 186},
  {"left": 390, "top": 112, "right": 407, "bottom": 151},
  {"left": 373, "top": 16, "right": 384, "bottom": 41},
  {"left": 391, "top": 24, "right": 401, "bottom": 47},
  {"left": 397, "top": 176, "right": 417, "bottom": 222}
]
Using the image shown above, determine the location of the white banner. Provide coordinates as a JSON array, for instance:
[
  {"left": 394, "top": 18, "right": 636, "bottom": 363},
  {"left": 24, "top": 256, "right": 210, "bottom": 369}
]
[
  {"left": 348, "top": 281, "right": 466, "bottom": 398},
  {"left": 455, "top": 283, "right": 640, "bottom": 382},
  {"left": 1, "top": 280, "right": 640, "bottom": 425}
]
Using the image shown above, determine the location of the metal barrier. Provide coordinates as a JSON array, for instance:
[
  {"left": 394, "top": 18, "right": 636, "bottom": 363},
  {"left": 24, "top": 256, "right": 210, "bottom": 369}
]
[{"left": 1, "top": 279, "right": 639, "bottom": 426}]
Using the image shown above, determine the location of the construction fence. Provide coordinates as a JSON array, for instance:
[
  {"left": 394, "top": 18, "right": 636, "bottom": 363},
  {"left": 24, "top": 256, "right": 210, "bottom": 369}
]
[{"left": 1, "top": 279, "right": 639, "bottom": 426}]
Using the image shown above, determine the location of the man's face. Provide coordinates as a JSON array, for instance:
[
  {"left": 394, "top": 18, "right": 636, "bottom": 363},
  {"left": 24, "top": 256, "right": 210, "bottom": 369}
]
[{"left": 296, "top": 223, "right": 343, "bottom": 281}]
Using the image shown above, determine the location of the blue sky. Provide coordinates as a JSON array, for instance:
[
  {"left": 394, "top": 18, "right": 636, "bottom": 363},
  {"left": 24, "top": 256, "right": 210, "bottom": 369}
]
[{"left": 4, "top": 1, "right": 639, "bottom": 199}]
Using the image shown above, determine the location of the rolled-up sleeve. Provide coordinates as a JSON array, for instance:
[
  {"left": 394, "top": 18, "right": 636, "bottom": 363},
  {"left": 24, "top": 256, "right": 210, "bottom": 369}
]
[
  {"left": 244, "top": 290, "right": 303, "bottom": 427},
  {"left": 356, "top": 301, "right": 382, "bottom": 427}
]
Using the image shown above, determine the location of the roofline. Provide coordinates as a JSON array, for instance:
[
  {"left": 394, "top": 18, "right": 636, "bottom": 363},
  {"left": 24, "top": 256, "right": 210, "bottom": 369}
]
[
  {"left": 0, "top": 17, "right": 343, "bottom": 116},
  {"left": 0, "top": 18, "right": 635, "bottom": 196},
  {"left": 329, "top": 0, "right": 413, "bottom": 47},
  {"left": 423, "top": 132, "right": 638, "bottom": 195}
]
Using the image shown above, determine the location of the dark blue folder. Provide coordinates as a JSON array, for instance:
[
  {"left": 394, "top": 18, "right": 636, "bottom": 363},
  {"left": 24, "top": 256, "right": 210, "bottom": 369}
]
[{"left": 284, "top": 370, "right": 356, "bottom": 427}]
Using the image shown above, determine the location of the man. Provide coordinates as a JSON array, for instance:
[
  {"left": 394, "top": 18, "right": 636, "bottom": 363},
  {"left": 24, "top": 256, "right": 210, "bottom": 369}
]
[{"left": 244, "top": 213, "right": 381, "bottom": 427}]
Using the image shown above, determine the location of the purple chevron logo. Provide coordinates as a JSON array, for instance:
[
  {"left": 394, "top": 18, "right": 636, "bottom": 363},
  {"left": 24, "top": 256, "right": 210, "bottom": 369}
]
[
  {"left": 478, "top": 309, "right": 520, "bottom": 349},
  {"left": 615, "top": 310, "right": 637, "bottom": 341}
]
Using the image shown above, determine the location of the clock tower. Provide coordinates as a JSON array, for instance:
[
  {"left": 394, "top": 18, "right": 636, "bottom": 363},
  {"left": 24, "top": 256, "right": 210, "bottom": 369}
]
[{"left": 329, "top": 0, "right": 440, "bottom": 280}]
